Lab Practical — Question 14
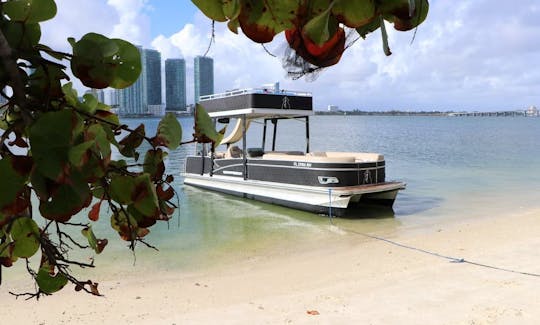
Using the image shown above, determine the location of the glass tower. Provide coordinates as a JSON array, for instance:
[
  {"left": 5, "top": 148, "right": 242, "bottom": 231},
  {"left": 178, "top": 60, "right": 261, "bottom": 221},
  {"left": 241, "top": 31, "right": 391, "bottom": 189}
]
[
  {"left": 117, "top": 47, "right": 147, "bottom": 115},
  {"left": 117, "top": 47, "right": 163, "bottom": 116},
  {"left": 194, "top": 56, "right": 214, "bottom": 103},
  {"left": 165, "top": 58, "right": 186, "bottom": 111},
  {"left": 144, "top": 49, "right": 162, "bottom": 106}
]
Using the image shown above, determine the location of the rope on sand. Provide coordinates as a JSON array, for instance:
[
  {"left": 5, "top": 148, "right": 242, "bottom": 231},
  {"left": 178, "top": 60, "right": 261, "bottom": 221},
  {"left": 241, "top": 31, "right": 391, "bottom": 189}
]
[{"left": 338, "top": 226, "right": 540, "bottom": 278}]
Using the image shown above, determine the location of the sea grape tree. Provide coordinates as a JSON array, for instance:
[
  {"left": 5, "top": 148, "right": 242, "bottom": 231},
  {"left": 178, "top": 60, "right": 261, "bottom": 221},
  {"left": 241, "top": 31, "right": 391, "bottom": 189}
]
[
  {"left": 192, "top": 0, "right": 429, "bottom": 76},
  {"left": 0, "top": 0, "right": 192, "bottom": 298}
]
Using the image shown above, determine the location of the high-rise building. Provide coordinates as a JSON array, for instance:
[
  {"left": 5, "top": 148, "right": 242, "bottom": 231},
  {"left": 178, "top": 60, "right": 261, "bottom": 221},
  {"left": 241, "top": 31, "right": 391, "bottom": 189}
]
[
  {"left": 117, "top": 47, "right": 164, "bottom": 116},
  {"left": 117, "top": 46, "right": 147, "bottom": 115},
  {"left": 165, "top": 58, "right": 186, "bottom": 111},
  {"left": 194, "top": 56, "right": 214, "bottom": 104},
  {"left": 145, "top": 49, "right": 162, "bottom": 106}
]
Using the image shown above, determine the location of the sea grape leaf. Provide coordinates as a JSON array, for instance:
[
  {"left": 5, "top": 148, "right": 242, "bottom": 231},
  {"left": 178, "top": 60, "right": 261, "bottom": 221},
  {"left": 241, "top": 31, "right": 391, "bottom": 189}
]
[
  {"left": 143, "top": 149, "right": 166, "bottom": 182},
  {"left": 131, "top": 174, "right": 160, "bottom": 218},
  {"left": 111, "top": 174, "right": 160, "bottom": 218},
  {"left": 191, "top": 0, "right": 227, "bottom": 22},
  {"left": 70, "top": 33, "right": 141, "bottom": 89},
  {"left": 36, "top": 267, "right": 68, "bottom": 294},
  {"left": 28, "top": 64, "right": 68, "bottom": 98},
  {"left": 88, "top": 200, "right": 101, "bottom": 222},
  {"left": 68, "top": 140, "right": 95, "bottom": 169},
  {"left": 3, "top": 0, "right": 57, "bottom": 23},
  {"left": 87, "top": 124, "right": 112, "bottom": 160},
  {"left": 1, "top": 21, "right": 41, "bottom": 50},
  {"left": 0, "top": 157, "right": 28, "bottom": 213},
  {"left": 109, "top": 175, "right": 135, "bottom": 205},
  {"left": 39, "top": 171, "right": 92, "bottom": 222},
  {"left": 29, "top": 109, "right": 81, "bottom": 181},
  {"left": 81, "top": 226, "right": 108, "bottom": 254},
  {"left": 108, "top": 38, "right": 143, "bottom": 89},
  {"left": 356, "top": 18, "right": 381, "bottom": 39},
  {"left": 10, "top": 217, "right": 40, "bottom": 258},
  {"left": 78, "top": 93, "right": 99, "bottom": 114},
  {"left": 118, "top": 124, "right": 145, "bottom": 159},
  {"left": 332, "top": 0, "right": 375, "bottom": 28},
  {"left": 194, "top": 104, "right": 225, "bottom": 144},
  {"left": 382, "top": 0, "right": 429, "bottom": 31},
  {"left": 238, "top": 0, "right": 299, "bottom": 43},
  {"left": 152, "top": 112, "right": 182, "bottom": 150},
  {"left": 62, "top": 82, "right": 78, "bottom": 107},
  {"left": 302, "top": 5, "right": 334, "bottom": 46},
  {"left": 222, "top": 0, "right": 241, "bottom": 20},
  {"left": 110, "top": 210, "right": 139, "bottom": 241}
]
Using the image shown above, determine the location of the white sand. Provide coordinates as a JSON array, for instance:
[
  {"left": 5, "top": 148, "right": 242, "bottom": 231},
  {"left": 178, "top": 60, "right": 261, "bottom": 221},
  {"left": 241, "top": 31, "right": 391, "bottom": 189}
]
[{"left": 1, "top": 209, "right": 540, "bottom": 324}]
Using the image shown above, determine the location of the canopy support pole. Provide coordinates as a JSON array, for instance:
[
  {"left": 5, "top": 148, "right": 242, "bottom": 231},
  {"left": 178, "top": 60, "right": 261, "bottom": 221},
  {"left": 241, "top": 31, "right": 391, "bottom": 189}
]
[{"left": 242, "top": 115, "right": 248, "bottom": 180}]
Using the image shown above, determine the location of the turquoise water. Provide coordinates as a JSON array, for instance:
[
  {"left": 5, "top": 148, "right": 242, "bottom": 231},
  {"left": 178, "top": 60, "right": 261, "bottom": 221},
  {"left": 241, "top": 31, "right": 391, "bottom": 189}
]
[
  {"left": 6, "top": 116, "right": 540, "bottom": 281},
  {"left": 89, "top": 115, "right": 538, "bottom": 273}
]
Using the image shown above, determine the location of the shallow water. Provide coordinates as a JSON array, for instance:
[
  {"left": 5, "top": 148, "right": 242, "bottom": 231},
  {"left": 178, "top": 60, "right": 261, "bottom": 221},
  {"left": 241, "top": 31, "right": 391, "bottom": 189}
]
[
  {"left": 102, "top": 115, "right": 540, "bottom": 272},
  {"left": 5, "top": 115, "right": 540, "bottom": 282}
]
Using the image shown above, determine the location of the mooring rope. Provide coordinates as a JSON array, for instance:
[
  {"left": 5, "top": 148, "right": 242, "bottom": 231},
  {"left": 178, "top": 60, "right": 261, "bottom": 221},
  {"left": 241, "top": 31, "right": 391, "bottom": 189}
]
[{"left": 333, "top": 223, "right": 540, "bottom": 278}]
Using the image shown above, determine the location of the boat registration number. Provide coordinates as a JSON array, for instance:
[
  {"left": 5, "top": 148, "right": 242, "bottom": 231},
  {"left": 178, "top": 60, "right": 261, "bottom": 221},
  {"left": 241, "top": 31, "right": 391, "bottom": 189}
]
[{"left": 293, "top": 162, "right": 312, "bottom": 167}]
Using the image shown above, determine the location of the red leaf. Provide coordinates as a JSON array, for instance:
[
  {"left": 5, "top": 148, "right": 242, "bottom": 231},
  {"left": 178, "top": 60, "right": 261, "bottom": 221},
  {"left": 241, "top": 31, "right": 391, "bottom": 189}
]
[
  {"left": 307, "top": 310, "right": 320, "bottom": 316},
  {"left": 88, "top": 200, "right": 102, "bottom": 221}
]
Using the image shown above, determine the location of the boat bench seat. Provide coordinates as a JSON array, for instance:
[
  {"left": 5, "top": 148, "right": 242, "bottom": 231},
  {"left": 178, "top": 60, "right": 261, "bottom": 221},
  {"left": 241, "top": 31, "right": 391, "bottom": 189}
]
[
  {"left": 308, "top": 151, "right": 384, "bottom": 162},
  {"left": 262, "top": 152, "right": 355, "bottom": 163}
]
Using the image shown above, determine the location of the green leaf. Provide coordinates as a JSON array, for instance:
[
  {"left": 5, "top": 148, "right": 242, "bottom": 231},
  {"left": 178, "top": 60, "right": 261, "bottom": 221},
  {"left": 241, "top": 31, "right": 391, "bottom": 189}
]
[
  {"left": 152, "top": 113, "right": 182, "bottom": 149},
  {"left": 29, "top": 109, "right": 81, "bottom": 180},
  {"left": 70, "top": 33, "right": 141, "bottom": 89},
  {"left": 39, "top": 171, "right": 92, "bottom": 222},
  {"left": 87, "top": 124, "right": 111, "bottom": 160},
  {"left": 356, "top": 18, "right": 381, "bottom": 39},
  {"left": 222, "top": 0, "right": 241, "bottom": 20},
  {"left": 118, "top": 124, "right": 145, "bottom": 159},
  {"left": 108, "top": 38, "right": 143, "bottom": 89},
  {"left": 0, "top": 157, "right": 28, "bottom": 212},
  {"left": 62, "top": 82, "right": 79, "bottom": 107},
  {"left": 191, "top": 0, "right": 227, "bottom": 22},
  {"left": 81, "top": 226, "right": 108, "bottom": 254},
  {"left": 302, "top": 5, "right": 334, "bottom": 45},
  {"left": 1, "top": 21, "right": 41, "bottom": 50},
  {"left": 10, "top": 217, "right": 40, "bottom": 258},
  {"left": 332, "top": 0, "right": 376, "bottom": 28},
  {"left": 109, "top": 175, "right": 135, "bottom": 205},
  {"left": 194, "top": 104, "right": 224, "bottom": 144},
  {"left": 28, "top": 64, "right": 68, "bottom": 98},
  {"left": 3, "top": 0, "right": 57, "bottom": 23},
  {"left": 131, "top": 174, "right": 160, "bottom": 218},
  {"left": 79, "top": 93, "right": 99, "bottom": 114},
  {"left": 143, "top": 149, "right": 166, "bottom": 182},
  {"left": 68, "top": 140, "right": 95, "bottom": 168},
  {"left": 238, "top": 0, "right": 299, "bottom": 43},
  {"left": 110, "top": 210, "right": 139, "bottom": 241},
  {"left": 36, "top": 267, "right": 68, "bottom": 294}
]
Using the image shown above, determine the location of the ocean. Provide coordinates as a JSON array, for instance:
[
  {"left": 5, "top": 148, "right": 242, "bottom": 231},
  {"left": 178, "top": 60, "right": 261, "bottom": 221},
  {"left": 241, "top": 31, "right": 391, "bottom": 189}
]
[{"left": 5, "top": 115, "right": 540, "bottom": 281}]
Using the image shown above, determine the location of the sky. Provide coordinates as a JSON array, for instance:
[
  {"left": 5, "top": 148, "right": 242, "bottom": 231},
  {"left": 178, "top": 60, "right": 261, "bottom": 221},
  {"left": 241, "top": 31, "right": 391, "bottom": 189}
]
[{"left": 41, "top": 0, "right": 540, "bottom": 111}]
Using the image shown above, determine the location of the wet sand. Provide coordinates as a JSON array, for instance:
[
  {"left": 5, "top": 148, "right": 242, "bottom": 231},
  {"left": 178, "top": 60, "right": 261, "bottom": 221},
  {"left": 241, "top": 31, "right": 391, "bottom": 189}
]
[{"left": 1, "top": 208, "right": 540, "bottom": 324}]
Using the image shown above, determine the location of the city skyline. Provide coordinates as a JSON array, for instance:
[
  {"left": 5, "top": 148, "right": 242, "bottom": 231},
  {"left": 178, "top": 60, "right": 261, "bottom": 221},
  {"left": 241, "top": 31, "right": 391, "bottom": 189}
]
[{"left": 111, "top": 45, "right": 214, "bottom": 115}]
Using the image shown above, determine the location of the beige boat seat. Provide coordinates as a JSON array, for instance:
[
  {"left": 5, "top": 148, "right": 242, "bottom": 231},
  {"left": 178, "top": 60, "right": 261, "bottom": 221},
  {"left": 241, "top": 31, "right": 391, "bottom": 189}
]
[
  {"left": 309, "top": 151, "right": 384, "bottom": 162},
  {"left": 225, "top": 145, "right": 243, "bottom": 158},
  {"left": 262, "top": 152, "right": 355, "bottom": 163}
]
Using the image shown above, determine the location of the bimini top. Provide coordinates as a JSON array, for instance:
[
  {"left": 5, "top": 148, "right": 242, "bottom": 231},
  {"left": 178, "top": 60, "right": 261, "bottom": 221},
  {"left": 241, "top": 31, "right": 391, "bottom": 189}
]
[{"left": 199, "top": 87, "right": 313, "bottom": 119}]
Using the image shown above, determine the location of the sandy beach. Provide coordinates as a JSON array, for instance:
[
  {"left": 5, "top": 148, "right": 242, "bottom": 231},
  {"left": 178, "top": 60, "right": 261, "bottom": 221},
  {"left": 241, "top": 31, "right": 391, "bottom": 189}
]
[{"left": 1, "top": 208, "right": 539, "bottom": 325}]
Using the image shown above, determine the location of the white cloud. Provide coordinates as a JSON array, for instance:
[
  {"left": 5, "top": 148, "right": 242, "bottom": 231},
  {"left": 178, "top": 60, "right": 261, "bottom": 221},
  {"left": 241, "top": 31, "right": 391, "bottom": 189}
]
[{"left": 38, "top": 1, "right": 540, "bottom": 110}]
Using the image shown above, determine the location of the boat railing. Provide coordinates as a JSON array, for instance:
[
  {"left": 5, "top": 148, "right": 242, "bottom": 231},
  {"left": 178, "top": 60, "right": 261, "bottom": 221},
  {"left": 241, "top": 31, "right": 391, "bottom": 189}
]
[{"left": 199, "top": 88, "right": 312, "bottom": 101}]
